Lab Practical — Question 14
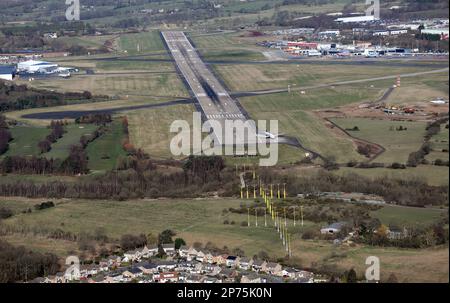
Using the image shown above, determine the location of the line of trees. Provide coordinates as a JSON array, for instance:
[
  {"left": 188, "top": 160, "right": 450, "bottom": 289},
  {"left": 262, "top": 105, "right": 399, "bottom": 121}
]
[
  {"left": 0, "top": 156, "right": 58, "bottom": 174},
  {"left": 407, "top": 117, "right": 449, "bottom": 167},
  {"left": 258, "top": 169, "right": 448, "bottom": 207},
  {"left": 37, "top": 121, "right": 66, "bottom": 154},
  {"left": 0, "top": 115, "right": 12, "bottom": 155},
  {"left": 75, "top": 113, "right": 112, "bottom": 125}
]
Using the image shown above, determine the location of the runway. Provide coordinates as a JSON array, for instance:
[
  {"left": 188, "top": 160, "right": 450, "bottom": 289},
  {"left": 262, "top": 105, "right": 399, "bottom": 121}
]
[{"left": 161, "top": 31, "right": 266, "bottom": 149}]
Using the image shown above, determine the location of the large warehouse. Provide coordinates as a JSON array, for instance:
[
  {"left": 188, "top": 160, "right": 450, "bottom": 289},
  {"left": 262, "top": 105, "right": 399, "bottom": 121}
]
[
  {"left": 17, "top": 60, "right": 59, "bottom": 74},
  {"left": 0, "top": 65, "right": 15, "bottom": 81}
]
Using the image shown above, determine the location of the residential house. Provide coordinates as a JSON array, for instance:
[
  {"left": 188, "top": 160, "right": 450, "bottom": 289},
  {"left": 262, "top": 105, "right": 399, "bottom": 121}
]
[
  {"left": 252, "top": 260, "right": 267, "bottom": 272},
  {"left": 153, "top": 272, "right": 178, "bottom": 283},
  {"left": 138, "top": 263, "right": 158, "bottom": 275},
  {"left": 185, "top": 274, "right": 204, "bottom": 283},
  {"left": 123, "top": 249, "right": 141, "bottom": 262},
  {"left": 122, "top": 267, "right": 143, "bottom": 280},
  {"left": 196, "top": 250, "right": 206, "bottom": 262},
  {"left": 141, "top": 245, "right": 158, "bottom": 258},
  {"left": 97, "top": 260, "right": 109, "bottom": 272},
  {"left": 241, "top": 273, "right": 263, "bottom": 283},
  {"left": 205, "top": 252, "right": 214, "bottom": 264},
  {"left": 263, "top": 262, "right": 282, "bottom": 275},
  {"left": 204, "top": 276, "right": 221, "bottom": 283},
  {"left": 108, "top": 271, "right": 125, "bottom": 283},
  {"left": 176, "top": 261, "right": 195, "bottom": 272},
  {"left": 281, "top": 267, "right": 298, "bottom": 278},
  {"left": 209, "top": 265, "right": 222, "bottom": 276},
  {"left": 107, "top": 255, "right": 122, "bottom": 267},
  {"left": 157, "top": 260, "right": 177, "bottom": 271},
  {"left": 225, "top": 255, "right": 239, "bottom": 268},
  {"left": 178, "top": 245, "right": 190, "bottom": 258},
  {"left": 162, "top": 243, "right": 176, "bottom": 256},
  {"left": 80, "top": 264, "right": 98, "bottom": 278},
  {"left": 219, "top": 268, "right": 238, "bottom": 282},
  {"left": 239, "top": 258, "right": 254, "bottom": 270},
  {"left": 202, "top": 263, "right": 217, "bottom": 274},
  {"left": 193, "top": 262, "right": 204, "bottom": 274},
  {"left": 213, "top": 254, "right": 227, "bottom": 265}
]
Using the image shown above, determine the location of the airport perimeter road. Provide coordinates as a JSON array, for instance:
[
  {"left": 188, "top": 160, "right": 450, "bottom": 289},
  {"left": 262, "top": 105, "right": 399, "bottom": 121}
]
[{"left": 162, "top": 31, "right": 267, "bottom": 148}]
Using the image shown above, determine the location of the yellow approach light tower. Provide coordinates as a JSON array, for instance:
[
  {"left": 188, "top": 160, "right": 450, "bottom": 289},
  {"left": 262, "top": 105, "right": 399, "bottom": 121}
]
[
  {"left": 283, "top": 183, "right": 287, "bottom": 199},
  {"left": 293, "top": 206, "right": 296, "bottom": 227},
  {"left": 253, "top": 185, "right": 256, "bottom": 199},
  {"left": 301, "top": 205, "right": 304, "bottom": 227},
  {"left": 264, "top": 208, "right": 267, "bottom": 227},
  {"left": 284, "top": 207, "right": 287, "bottom": 227},
  {"left": 270, "top": 184, "right": 273, "bottom": 199},
  {"left": 277, "top": 184, "right": 280, "bottom": 199},
  {"left": 240, "top": 187, "right": 243, "bottom": 199},
  {"left": 246, "top": 186, "right": 249, "bottom": 199}
]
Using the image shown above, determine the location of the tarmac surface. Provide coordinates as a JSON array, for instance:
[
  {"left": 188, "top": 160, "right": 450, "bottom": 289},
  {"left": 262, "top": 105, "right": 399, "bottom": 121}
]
[{"left": 161, "top": 31, "right": 268, "bottom": 148}]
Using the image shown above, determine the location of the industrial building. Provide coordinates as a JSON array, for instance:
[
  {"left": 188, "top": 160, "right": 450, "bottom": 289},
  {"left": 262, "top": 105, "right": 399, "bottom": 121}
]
[
  {"left": 15, "top": 60, "right": 77, "bottom": 76},
  {"left": 17, "top": 60, "right": 59, "bottom": 74},
  {"left": 335, "top": 15, "right": 378, "bottom": 23},
  {"left": 0, "top": 65, "right": 15, "bottom": 81}
]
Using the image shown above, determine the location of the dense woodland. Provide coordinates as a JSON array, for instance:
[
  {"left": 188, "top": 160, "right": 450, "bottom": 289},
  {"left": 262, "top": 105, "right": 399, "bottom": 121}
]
[
  {"left": 0, "top": 240, "right": 59, "bottom": 283},
  {"left": 0, "top": 81, "right": 107, "bottom": 113},
  {"left": 0, "top": 154, "right": 447, "bottom": 207}
]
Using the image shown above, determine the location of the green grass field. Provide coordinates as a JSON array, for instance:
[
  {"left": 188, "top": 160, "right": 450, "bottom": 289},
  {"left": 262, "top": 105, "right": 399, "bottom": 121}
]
[
  {"left": 239, "top": 85, "right": 379, "bottom": 163},
  {"left": 85, "top": 121, "right": 128, "bottom": 171},
  {"left": 202, "top": 49, "right": 265, "bottom": 61},
  {"left": 126, "top": 104, "right": 196, "bottom": 159},
  {"left": 43, "top": 124, "right": 98, "bottom": 160},
  {"left": 118, "top": 31, "right": 165, "bottom": 55},
  {"left": 2, "top": 126, "right": 50, "bottom": 158},
  {"left": 372, "top": 204, "right": 447, "bottom": 227},
  {"left": 95, "top": 60, "right": 174, "bottom": 71},
  {"left": 335, "top": 165, "right": 449, "bottom": 187},
  {"left": 331, "top": 118, "right": 427, "bottom": 164},
  {"left": 214, "top": 63, "right": 440, "bottom": 93},
  {"left": 426, "top": 124, "right": 449, "bottom": 163},
  {"left": 56, "top": 34, "right": 118, "bottom": 49},
  {"left": 1, "top": 196, "right": 447, "bottom": 282},
  {"left": 190, "top": 31, "right": 266, "bottom": 61},
  {"left": 22, "top": 72, "right": 188, "bottom": 99},
  {"left": 382, "top": 72, "right": 449, "bottom": 105},
  {"left": 252, "top": 110, "right": 364, "bottom": 163},
  {"left": 241, "top": 84, "right": 379, "bottom": 112}
]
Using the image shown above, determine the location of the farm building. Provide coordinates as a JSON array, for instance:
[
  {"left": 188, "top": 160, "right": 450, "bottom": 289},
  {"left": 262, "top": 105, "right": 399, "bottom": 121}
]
[{"left": 320, "top": 222, "right": 347, "bottom": 234}]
